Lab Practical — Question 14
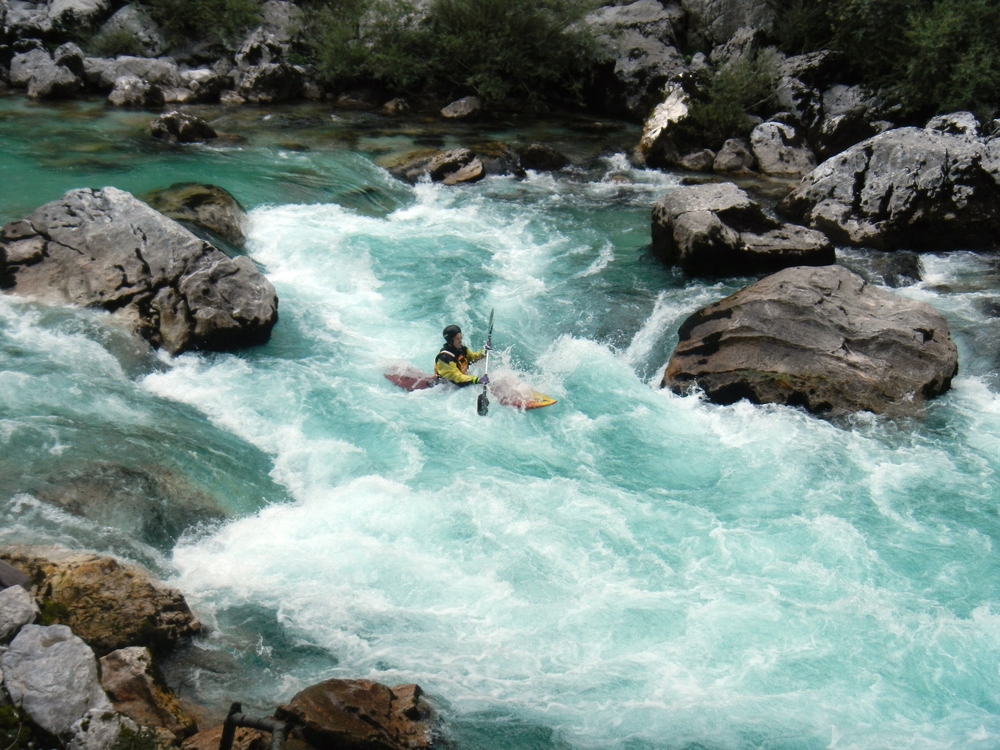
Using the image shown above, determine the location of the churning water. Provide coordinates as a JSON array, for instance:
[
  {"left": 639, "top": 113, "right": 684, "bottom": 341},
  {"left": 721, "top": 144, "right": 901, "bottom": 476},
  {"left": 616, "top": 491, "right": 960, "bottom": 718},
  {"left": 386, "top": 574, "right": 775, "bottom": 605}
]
[{"left": 5, "top": 97, "right": 1000, "bottom": 749}]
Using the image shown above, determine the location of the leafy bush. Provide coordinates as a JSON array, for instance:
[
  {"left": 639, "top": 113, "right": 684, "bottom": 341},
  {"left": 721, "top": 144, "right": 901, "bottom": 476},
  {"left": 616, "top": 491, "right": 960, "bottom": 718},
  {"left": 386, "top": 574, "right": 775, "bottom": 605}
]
[
  {"left": 681, "top": 48, "right": 782, "bottom": 149},
  {"left": 88, "top": 26, "right": 147, "bottom": 57},
  {"left": 301, "top": 0, "right": 597, "bottom": 107},
  {"left": 141, "top": 0, "right": 263, "bottom": 46}
]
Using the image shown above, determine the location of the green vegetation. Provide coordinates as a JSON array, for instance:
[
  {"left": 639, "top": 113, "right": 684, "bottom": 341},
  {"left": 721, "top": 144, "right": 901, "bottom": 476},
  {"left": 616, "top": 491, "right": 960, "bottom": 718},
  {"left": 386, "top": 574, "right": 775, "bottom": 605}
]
[
  {"left": 142, "top": 0, "right": 263, "bottom": 46},
  {"left": 299, "top": 0, "right": 597, "bottom": 107},
  {"left": 682, "top": 48, "right": 782, "bottom": 149},
  {"left": 112, "top": 725, "right": 166, "bottom": 750},
  {"left": 88, "top": 26, "right": 147, "bottom": 57},
  {"left": 770, "top": 0, "right": 1000, "bottom": 121},
  {"left": 38, "top": 598, "right": 71, "bottom": 625}
]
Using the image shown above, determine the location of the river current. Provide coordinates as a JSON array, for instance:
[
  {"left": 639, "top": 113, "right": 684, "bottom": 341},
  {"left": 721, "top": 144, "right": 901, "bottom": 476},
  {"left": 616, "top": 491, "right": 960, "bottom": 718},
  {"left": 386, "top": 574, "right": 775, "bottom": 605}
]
[{"left": 5, "top": 97, "right": 1000, "bottom": 749}]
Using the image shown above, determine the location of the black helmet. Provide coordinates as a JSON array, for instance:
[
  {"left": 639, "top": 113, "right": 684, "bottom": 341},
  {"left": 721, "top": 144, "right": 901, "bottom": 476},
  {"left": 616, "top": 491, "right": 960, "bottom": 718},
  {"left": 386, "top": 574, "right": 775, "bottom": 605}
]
[{"left": 442, "top": 324, "right": 462, "bottom": 342}]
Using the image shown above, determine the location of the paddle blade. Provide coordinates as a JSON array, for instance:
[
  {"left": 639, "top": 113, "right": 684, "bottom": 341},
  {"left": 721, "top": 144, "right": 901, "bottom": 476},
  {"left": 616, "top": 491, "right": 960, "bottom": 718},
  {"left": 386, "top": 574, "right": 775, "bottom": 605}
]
[{"left": 477, "top": 390, "right": 489, "bottom": 416}]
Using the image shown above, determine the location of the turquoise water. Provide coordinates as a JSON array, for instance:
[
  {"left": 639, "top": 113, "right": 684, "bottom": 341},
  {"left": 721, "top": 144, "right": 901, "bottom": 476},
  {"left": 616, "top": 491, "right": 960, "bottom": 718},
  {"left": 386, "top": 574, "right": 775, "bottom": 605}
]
[{"left": 5, "top": 96, "right": 1000, "bottom": 748}]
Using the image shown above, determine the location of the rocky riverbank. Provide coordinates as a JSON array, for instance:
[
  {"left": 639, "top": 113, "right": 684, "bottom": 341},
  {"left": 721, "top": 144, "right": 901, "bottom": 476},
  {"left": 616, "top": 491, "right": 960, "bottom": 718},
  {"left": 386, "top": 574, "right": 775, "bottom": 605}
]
[{"left": 0, "top": 548, "right": 438, "bottom": 750}]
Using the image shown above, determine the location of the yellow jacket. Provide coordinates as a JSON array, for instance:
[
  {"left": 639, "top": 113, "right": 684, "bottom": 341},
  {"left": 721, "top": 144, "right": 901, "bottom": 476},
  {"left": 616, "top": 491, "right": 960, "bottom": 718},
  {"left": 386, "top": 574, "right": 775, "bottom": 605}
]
[{"left": 435, "top": 344, "right": 485, "bottom": 386}]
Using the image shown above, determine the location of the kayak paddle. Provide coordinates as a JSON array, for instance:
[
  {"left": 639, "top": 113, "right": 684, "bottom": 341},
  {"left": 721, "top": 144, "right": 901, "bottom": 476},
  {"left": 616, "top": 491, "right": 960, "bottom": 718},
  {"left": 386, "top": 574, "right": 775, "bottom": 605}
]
[{"left": 477, "top": 308, "right": 494, "bottom": 416}]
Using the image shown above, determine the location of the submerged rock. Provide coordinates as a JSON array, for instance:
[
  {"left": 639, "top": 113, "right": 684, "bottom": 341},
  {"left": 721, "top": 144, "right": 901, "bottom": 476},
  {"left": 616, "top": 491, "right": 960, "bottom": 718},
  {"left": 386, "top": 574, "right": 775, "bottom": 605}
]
[
  {"left": 1, "top": 546, "right": 201, "bottom": 658},
  {"left": 149, "top": 110, "right": 218, "bottom": 143},
  {"left": 142, "top": 183, "right": 247, "bottom": 247},
  {"left": 651, "top": 182, "right": 834, "bottom": 276},
  {"left": 1, "top": 624, "right": 112, "bottom": 737},
  {"left": 276, "top": 679, "right": 436, "bottom": 750},
  {"left": 0, "top": 187, "right": 277, "bottom": 354},
  {"left": 663, "top": 264, "right": 958, "bottom": 417},
  {"left": 779, "top": 125, "right": 1000, "bottom": 250}
]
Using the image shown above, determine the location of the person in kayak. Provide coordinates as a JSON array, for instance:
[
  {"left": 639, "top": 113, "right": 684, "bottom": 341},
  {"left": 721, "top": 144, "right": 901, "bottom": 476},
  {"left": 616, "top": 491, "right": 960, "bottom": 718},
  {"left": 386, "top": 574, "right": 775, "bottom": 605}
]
[{"left": 435, "top": 324, "right": 490, "bottom": 387}]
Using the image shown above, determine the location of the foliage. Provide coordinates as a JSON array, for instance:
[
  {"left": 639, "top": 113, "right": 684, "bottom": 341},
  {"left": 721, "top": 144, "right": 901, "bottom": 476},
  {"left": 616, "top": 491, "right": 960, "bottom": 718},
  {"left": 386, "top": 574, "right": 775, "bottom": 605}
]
[
  {"left": 112, "top": 725, "right": 165, "bottom": 750},
  {"left": 682, "top": 48, "right": 782, "bottom": 149},
  {"left": 87, "top": 26, "right": 147, "bottom": 57},
  {"left": 141, "top": 0, "right": 263, "bottom": 46},
  {"left": 0, "top": 705, "right": 47, "bottom": 750},
  {"left": 300, "top": 0, "right": 598, "bottom": 106},
  {"left": 38, "top": 599, "right": 71, "bottom": 625}
]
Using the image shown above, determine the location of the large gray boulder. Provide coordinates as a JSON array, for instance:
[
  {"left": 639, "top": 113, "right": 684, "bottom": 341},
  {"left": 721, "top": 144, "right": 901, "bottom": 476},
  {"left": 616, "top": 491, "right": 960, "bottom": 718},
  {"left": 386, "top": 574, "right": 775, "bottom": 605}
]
[
  {"left": 440, "top": 95, "right": 482, "bottom": 120},
  {"left": 107, "top": 74, "right": 164, "bottom": 108},
  {"left": 85, "top": 56, "right": 182, "bottom": 90},
  {"left": 1, "top": 624, "right": 112, "bottom": 737},
  {"left": 10, "top": 48, "right": 83, "bottom": 99},
  {"left": 260, "top": 0, "right": 303, "bottom": 44},
  {"left": 47, "top": 0, "right": 111, "bottom": 33},
  {"left": 663, "top": 264, "right": 959, "bottom": 417},
  {"left": 233, "top": 29, "right": 302, "bottom": 103},
  {"left": 69, "top": 709, "right": 139, "bottom": 750},
  {"left": 750, "top": 120, "right": 816, "bottom": 177},
  {"left": 585, "top": 0, "right": 688, "bottom": 118},
  {"left": 149, "top": 111, "right": 217, "bottom": 143},
  {"left": 680, "top": 0, "right": 776, "bottom": 48},
  {"left": 0, "top": 187, "right": 278, "bottom": 354},
  {"left": 142, "top": 183, "right": 247, "bottom": 247},
  {"left": 0, "top": 585, "right": 38, "bottom": 643},
  {"left": 96, "top": 4, "right": 168, "bottom": 58},
  {"left": 779, "top": 126, "right": 1000, "bottom": 250},
  {"left": 651, "top": 182, "right": 834, "bottom": 276}
]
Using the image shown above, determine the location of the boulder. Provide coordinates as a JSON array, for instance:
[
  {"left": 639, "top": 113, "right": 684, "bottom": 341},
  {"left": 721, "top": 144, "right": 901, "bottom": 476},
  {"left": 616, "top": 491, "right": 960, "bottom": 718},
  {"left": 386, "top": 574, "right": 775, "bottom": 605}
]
[
  {"left": 6, "top": 5, "right": 50, "bottom": 37},
  {"left": 54, "top": 43, "right": 86, "bottom": 77},
  {"left": 46, "top": 0, "right": 111, "bottom": 34},
  {"left": 441, "top": 95, "right": 481, "bottom": 120},
  {"left": 142, "top": 183, "right": 247, "bottom": 247},
  {"left": 87, "top": 56, "right": 182, "bottom": 90},
  {"left": 774, "top": 75, "right": 822, "bottom": 130},
  {"left": 811, "top": 111, "right": 884, "bottom": 161},
  {"left": 182, "top": 726, "right": 268, "bottom": 750},
  {"left": 519, "top": 143, "right": 569, "bottom": 171},
  {"left": 149, "top": 110, "right": 218, "bottom": 143},
  {"left": 100, "top": 647, "right": 197, "bottom": 740},
  {"left": 750, "top": 121, "right": 815, "bottom": 177},
  {"left": 0, "top": 547, "right": 200, "bottom": 658},
  {"left": 926, "top": 111, "right": 980, "bottom": 137},
  {"left": 678, "top": 149, "right": 716, "bottom": 172},
  {"left": 1, "top": 624, "right": 112, "bottom": 737},
  {"left": 9, "top": 48, "right": 52, "bottom": 87},
  {"left": 0, "top": 585, "right": 38, "bottom": 643},
  {"left": 0, "top": 560, "right": 30, "bottom": 591},
  {"left": 663, "top": 264, "right": 959, "bottom": 417},
  {"left": 634, "top": 85, "right": 688, "bottom": 167},
  {"left": 382, "top": 97, "right": 409, "bottom": 115},
  {"left": 680, "top": 0, "right": 776, "bottom": 48},
  {"left": 233, "top": 29, "right": 302, "bottom": 103},
  {"left": 652, "top": 182, "right": 833, "bottom": 276},
  {"left": 108, "top": 74, "right": 164, "bottom": 108},
  {"left": 441, "top": 158, "right": 484, "bottom": 186},
  {"left": 260, "top": 0, "right": 303, "bottom": 45},
  {"left": 275, "top": 679, "right": 435, "bottom": 750},
  {"left": 0, "top": 187, "right": 277, "bottom": 353},
  {"left": 778, "top": 127, "right": 1000, "bottom": 250},
  {"left": 708, "top": 26, "right": 768, "bottom": 67},
  {"left": 584, "top": 0, "right": 688, "bottom": 118},
  {"left": 68, "top": 709, "right": 139, "bottom": 750},
  {"left": 713, "top": 137, "right": 754, "bottom": 173},
  {"left": 181, "top": 69, "right": 233, "bottom": 103},
  {"left": 383, "top": 146, "right": 520, "bottom": 184},
  {"left": 96, "top": 5, "right": 168, "bottom": 58}
]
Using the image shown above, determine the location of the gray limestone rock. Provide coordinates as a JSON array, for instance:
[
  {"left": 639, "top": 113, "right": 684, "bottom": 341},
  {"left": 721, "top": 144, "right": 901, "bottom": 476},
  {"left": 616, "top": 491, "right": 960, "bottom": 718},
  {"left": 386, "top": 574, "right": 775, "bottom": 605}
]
[
  {"left": 0, "top": 586, "right": 38, "bottom": 643},
  {"left": 9, "top": 47, "right": 82, "bottom": 99},
  {"left": 678, "top": 149, "right": 716, "bottom": 172},
  {"left": 0, "top": 187, "right": 278, "bottom": 354},
  {"left": 1, "top": 624, "right": 112, "bottom": 737},
  {"left": 779, "top": 127, "right": 1000, "bottom": 250},
  {"left": 681, "top": 0, "right": 776, "bottom": 48},
  {"left": 713, "top": 137, "right": 755, "bottom": 173},
  {"left": 96, "top": 4, "right": 168, "bottom": 58},
  {"left": 108, "top": 74, "right": 164, "bottom": 107},
  {"left": 69, "top": 709, "right": 139, "bottom": 750},
  {"left": 926, "top": 111, "right": 980, "bottom": 137},
  {"left": 260, "top": 0, "right": 303, "bottom": 44},
  {"left": 634, "top": 85, "right": 688, "bottom": 167},
  {"left": 663, "top": 264, "right": 959, "bottom": 417},
  {"left": 233, "top": 29, "right": 303, "bottom": 103},
  {"left": 652, "top": 182, "right": 833, "bottom": 276},
  {"left": 441, "top": 95, "right": 482, "bottom": 120},
  {"left": 750, "top": 121, "right": 816, "bottom": 177},
  {"left": 46, "top": 0, "right": 111, "bottom": 33},
  {"left": 9, "top": 48, "right": 53, "bottom": 88},
  {"left": 87, "top": 56, "right": 181, "bottom": 90},
  {"left": 149, "top": 111, "right": 217, "bottom": 143}
]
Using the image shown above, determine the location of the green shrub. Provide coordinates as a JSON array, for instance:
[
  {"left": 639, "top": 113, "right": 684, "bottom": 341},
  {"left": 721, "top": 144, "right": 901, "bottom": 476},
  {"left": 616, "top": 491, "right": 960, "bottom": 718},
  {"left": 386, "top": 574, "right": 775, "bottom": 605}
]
[
  {"left": 681, "top": 48, "right": 782, "bottom": 149},
  {"left": 141, "top": 0, "right": 263, "bottom": 46},
  {"left": 112, "top": 725, "right": 165, "bottom": 750},
  {"left": 301, "top": 0, "right": 598, "bottom": 107},
  {"left": 87, "top": 26, "right": 147, "bottom": 57}
]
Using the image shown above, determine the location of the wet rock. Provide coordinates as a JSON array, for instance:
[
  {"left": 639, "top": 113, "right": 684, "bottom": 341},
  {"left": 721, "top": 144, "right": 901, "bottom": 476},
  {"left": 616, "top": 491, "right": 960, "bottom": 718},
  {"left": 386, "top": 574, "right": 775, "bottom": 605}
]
[
  {"left": 750, "top": 121, "right": 815, "bottom": 177},
  {"left": 635, "top": 85, "right": 687, "bottom": 167},
  {"left": 428, "top": 148, "right": 475, "bottom": 180},
  {"left": 779, "top": 127, "right": 1000, "bottom": 250},
  {"left": 68, "top": 709, "right": 139, "bottom": 750},
  {"left": 926, "top": 111, "right": 980, "bottom": 137},
  {"left": 0, "top": 560, "right": 30, "bottom": 591},
  {"left": 108, "top": 74, "right": 164, "bottom": 108},
  {"left": 713, "top": 137, "right": 754, "bottom": 173},
  {"left": 0, "top": 187, "right": 277, "bottom": 353},
  {"left": 584, "top": 0, "right": 688, "bottom": 118},
  {"left": 652, "top": 182, "right": 834, "bottom": 276},
  {"left": 382, "top": 97, "right": 409, "bottom": 115},
  {"left": 1, "top": 624, "right": 112, "bottom": 737},
  {"left": 441, "top": 95, "right": 482, "bottom": 120},
  {"left": 276, "top": 679, "right": 435, "bottom": 750},
  {"left": 0, "top": 585, "right": 38, "bottom": 643},
  {"left": 678, "top": 149, "right": 716, "bottom": 172},
  {"left": 149, "top": 110, "right": 218, "bottom": 143},
  {"left": 663, "top": 264, "right": 959, "bottom": 417},
  {"left": 385, "top": 145, "right": 520, "bottom": 184},
  {"left": 143, "top": 183, "right": 247, "bottom": 247},
  {"left": 101, "top": 647, "right": 197, "bottom": 741},
  {"left": 519, "top": 143, "right": 569, "bottom": 171},
  {"left": 96, "top": 4, "right": 168, "bottom": 58},
  {"left": 0, "top": 546, "right": 201, "bottom": 659},
  {"left": 442, "top": 158, "right": 484, "bottom": 185}
]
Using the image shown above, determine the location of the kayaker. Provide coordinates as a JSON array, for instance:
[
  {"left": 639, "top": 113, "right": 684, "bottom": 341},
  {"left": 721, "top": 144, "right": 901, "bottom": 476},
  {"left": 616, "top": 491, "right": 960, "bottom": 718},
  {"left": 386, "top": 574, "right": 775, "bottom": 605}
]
[{"left": 435, "top": 324, "right": 490, "bottom": 387}]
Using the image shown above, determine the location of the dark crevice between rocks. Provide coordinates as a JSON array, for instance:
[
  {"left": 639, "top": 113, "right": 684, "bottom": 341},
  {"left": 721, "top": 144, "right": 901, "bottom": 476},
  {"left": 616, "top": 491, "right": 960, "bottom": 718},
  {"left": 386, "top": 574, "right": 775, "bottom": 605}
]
[{"left": 676, "top": 306, "right": 733, "bottom": 341}]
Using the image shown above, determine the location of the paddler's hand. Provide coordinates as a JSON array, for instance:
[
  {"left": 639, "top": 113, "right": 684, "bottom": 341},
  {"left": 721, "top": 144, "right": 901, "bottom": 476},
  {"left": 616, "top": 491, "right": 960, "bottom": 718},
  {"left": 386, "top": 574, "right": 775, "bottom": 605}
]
[
  {"left": 478, "top": 374, "right": 490, "bottom": 385},
  {"left": 483, "top": 340, "right": 492, "bottom": 351}
]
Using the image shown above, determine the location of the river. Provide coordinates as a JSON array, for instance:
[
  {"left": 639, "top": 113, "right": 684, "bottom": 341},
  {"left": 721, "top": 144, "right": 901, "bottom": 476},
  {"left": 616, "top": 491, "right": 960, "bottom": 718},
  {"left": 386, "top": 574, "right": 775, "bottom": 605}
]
[{"left": 4, "top": 96, "right": 1000, "bottom": 749}]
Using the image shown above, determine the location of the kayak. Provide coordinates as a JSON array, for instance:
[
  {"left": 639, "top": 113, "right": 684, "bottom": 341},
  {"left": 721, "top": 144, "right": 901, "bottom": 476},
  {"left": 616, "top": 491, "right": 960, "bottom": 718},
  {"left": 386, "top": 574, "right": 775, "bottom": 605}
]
[{"left": 384, "top": 366, "right": 557, "bottom": 410}]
